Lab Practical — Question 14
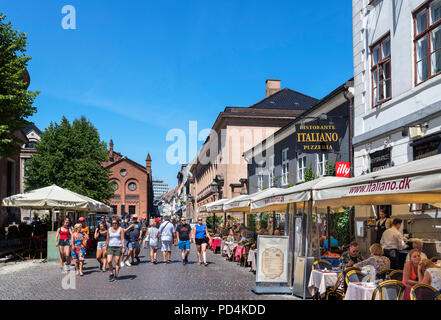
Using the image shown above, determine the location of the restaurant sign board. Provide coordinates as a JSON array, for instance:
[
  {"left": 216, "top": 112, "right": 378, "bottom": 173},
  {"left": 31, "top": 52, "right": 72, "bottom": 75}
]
[
  {"left": 295, "top": 120, "right": 340, "bottom": 153},
  {"left": 256, "top": 235, "right": 289, "bottom": 283}
]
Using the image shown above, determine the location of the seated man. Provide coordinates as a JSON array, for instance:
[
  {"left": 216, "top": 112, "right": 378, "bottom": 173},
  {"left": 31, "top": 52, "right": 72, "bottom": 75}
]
[{"left": 339, "top": 241, "right": 364, "bottom": 269}]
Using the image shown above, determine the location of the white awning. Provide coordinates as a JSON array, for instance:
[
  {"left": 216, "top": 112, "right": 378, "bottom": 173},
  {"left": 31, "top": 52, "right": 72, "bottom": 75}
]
[
  {"left": 314, "top": 154, "right": 441, "bottom": 207},
  {"left": 206, "top": 198, "right": 230, "bottom": 213},
  {"left": 1, "top": 184, "right": 112, "bottom": 213},
  {"left": 250, "top": 177, "right": 346, "bottom": 213}
]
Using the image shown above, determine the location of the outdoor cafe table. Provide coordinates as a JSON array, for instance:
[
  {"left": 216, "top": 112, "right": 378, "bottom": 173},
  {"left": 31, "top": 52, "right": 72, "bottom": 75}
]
[
  {"left": 307, "top": 269, "right": 340, "bottom": 298},
  {"left": 344, "top": 282, "right": 380, "bottom": 300}
]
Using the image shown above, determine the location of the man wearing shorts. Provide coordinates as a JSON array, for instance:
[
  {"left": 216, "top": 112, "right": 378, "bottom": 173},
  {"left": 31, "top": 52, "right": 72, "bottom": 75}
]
[
  {"left": 126, "top": 215, "right": 142, "bottom": 265},
  {"left": 158, "top": 216, "right": 175, "bottom": 264},
  {"left": 176, "top": 217, "right": 192, "bottom": 265}
]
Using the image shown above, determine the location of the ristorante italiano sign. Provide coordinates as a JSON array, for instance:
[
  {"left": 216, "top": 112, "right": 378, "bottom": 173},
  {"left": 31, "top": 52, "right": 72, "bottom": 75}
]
[{"left": 295, "top": 121, "right": 340, "bottom": 153}]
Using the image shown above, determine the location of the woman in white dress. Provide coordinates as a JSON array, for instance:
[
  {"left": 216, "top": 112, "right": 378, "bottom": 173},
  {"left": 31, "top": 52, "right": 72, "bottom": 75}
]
[{"left": 418, "top": 259, "right": 441, "bottom": 291}]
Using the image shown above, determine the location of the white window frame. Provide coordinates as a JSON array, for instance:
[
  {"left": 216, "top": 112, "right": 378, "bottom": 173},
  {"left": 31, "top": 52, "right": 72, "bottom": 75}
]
[
  {"left": 297, "top": 154, "right": 306, "bottom": 183},
  {"left": 316, "top": 153, "right": 329, "bottom": 177},
  {"left": 281, "top": 148, "right": 289, "bottom": 186},
  {"left": 269, "top": 155, "right": 275, "bottom": 187}
]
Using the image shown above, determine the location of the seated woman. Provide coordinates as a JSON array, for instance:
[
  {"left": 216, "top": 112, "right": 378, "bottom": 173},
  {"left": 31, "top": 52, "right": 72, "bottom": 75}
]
[
  {"left": 418, "top": 259, "right": 441, "bottom": 292},
  {"left": 226, "top": 228, "right": 235, "bottom": 242},
  {"left": 354, "top": 243, "right": 390, "bottom": 274},
  {"left": 405, "top": 240, "right": 428, "bottom": 262},
  {"left": 402, "top": 248, "right": 422, "bottom": 300}
]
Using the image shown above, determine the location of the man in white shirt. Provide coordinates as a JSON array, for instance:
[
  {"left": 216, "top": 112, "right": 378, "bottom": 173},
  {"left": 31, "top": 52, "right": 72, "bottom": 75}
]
[
  {"left": 158, "top": 216, "right": 175, "bottom": 264},
  {"left": 381, "top": 218, "right": 408, "bottom": 269}
]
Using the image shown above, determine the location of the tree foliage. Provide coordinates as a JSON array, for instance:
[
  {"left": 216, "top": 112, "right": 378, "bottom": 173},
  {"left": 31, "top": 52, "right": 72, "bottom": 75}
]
[
  {"left": 25, "top": 116, "right": 113, "bottom": 202},
  {"left": 0, "top": 13, "right": 39, "bottom": 157}
]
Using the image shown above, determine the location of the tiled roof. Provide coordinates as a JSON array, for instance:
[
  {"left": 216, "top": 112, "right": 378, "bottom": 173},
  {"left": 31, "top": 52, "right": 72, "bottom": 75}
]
[
  {"left": 249, "top": 88, "right": 318, "bottom": 110},
  {"left": 23, "top": 124, "right": 42, "bottom": 135}
]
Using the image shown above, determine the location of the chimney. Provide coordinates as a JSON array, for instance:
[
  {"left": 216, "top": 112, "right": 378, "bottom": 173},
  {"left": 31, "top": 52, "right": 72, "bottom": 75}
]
[
  {"left": 146, "top": 153, "right": 152, "bottom": 174},
  {"left": 109, "top": 139, "right": 114, "bottom": 161},
  {"left": 265, "top": 79, "right": 281, "bottom": 97}
]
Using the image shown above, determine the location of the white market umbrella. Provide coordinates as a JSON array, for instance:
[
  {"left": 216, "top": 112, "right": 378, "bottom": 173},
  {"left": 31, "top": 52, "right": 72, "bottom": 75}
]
[
  {"left": 2, "top": 184, "right": 112, "bottom": 213},
  {"left": 206, "top": 198, "right": 230, "bottom": 213}
]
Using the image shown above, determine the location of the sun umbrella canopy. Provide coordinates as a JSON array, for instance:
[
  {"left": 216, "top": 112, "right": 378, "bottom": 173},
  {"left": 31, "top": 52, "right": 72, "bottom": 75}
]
[
  {"left": 1, "top": 184, "right": 112, "bottom": 212},
  {"left": 206, "top": 198, "right": 230, "bottom": 213},
  {"left": 314, "top": 153, "right": 441, "bottom": 206},
  {"left": 250, "top": 177, "right": 347, "bottom": 213}
]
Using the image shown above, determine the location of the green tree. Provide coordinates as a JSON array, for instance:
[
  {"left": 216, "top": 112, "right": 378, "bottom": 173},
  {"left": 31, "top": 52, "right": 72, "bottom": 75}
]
[
  {"left": 325, "top": 160, "right": 335, "bottom": 176},
  {"left": 0, "top": 13, "right": 39, "bottom": 157},
  {"left": 304, "top": 166, "right": 315, "bottom": 182},
  {"left": 25, "top": 116, "right": 113, "bottom": 202},
  {"left": 206, "top": 215, "right": 223, "bottom": 229}
]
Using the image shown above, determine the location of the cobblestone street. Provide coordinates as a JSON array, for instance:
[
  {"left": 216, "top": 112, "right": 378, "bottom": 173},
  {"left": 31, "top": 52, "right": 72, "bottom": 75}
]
[{"left": 0, "top": 245, "right": 298, "bottom": 300}]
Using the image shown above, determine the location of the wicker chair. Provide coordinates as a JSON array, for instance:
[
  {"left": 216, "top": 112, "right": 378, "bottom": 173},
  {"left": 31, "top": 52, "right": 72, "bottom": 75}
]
[
  {"left": 376, "top": 268, "right": 394, "bottom": 281},
  {"left": 389, "top": 270, "right": 403, "bottom": 281},
  {"left": 371, "top": 280, "right": 406, "bottom": 300},
  {"left": 410, "top": 284, "right": 441, "bottom": 300},
  {"left": 325, "top": 272, "right": 345, "bottom": 300},
  {"left": 345, "top": 270, "right": 367, "bottom": 285},
  {"left": 312, "top": 260, "right": 333, "bottom": 270}
]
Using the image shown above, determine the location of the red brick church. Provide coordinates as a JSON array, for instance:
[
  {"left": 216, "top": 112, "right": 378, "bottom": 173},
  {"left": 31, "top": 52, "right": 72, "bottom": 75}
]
[{"left": 102, "top": 140, "right": 153, "bottom": 220}]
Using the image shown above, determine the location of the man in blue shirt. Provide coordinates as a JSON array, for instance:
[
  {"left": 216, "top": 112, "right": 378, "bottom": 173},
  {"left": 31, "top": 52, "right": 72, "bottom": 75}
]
[{"left": 323, "top": 234, "right": 339, "bottom": 250}]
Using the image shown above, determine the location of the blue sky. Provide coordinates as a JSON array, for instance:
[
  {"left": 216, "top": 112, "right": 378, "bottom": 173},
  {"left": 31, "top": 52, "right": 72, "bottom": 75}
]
[{"left": 2, "top": 0, "right": 353, "bottom": 188}]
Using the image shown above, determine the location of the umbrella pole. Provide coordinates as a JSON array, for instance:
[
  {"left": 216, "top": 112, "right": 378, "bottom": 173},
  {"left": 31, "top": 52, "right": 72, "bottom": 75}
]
[{"left": 50, "top": 209, "right": 54, "bottom": 231}]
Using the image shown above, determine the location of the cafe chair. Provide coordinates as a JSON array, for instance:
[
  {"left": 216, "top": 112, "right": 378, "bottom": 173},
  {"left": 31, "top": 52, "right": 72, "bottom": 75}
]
[
  {"left": 410, "top": 284, "right": 441, "bottom": 300},
  {"left": 312, "top": 260, "right": 333, "bottom": 270},
  {"left": 376, "top": 269, "right": 394, "bottom": 281},
  {"left": 389, "top": 270, "right": 403, "bottom": 281},
  {"left": 325, "top": 273, "right": 345, "bottom": 300},
  {"left": 371, "top": 280, "right": 406, "bottom": 300},
  {"left": 345, "top": 270, "right": 367, "bottom": 286}
]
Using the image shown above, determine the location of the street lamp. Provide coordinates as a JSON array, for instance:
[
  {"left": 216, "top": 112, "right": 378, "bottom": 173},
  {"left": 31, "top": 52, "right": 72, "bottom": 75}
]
[{"left": 210, "top": 175, "right": 224, "bottom": 233}]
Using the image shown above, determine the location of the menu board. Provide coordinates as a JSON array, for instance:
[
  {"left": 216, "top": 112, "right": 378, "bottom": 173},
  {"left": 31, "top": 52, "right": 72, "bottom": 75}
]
[{"left": 256, "top": 235, "right": 289, "bottom": 283}]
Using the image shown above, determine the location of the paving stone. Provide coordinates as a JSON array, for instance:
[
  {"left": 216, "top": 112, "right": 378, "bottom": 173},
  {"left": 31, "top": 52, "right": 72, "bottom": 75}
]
[{"left": 0, "top": 244, "right": 299, "bottom": 300}]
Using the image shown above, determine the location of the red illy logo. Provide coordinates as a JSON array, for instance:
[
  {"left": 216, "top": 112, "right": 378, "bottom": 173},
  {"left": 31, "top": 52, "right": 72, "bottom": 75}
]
[{"left": 336, "top": 162, "right": 350, "bottom": 178}]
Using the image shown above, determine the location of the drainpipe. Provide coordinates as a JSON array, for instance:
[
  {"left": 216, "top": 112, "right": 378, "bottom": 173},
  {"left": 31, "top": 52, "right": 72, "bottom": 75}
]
[{"left": 343, "top": 82, "right": 354, "bottom": 177}]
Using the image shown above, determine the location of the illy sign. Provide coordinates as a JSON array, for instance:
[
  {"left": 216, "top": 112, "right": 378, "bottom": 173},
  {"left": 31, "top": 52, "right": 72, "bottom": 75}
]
[{"left": 336, "top": 162, "right": 351, "bottom": 178}]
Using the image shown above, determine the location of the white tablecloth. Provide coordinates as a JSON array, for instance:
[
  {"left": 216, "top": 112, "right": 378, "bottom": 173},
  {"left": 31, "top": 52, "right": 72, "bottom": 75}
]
[
  {"left": 247, "top": 249, "right": 257, "bottom": 272},
  {"left": 307, "top": 270, "right": 340, "bottom": 297},
  {"left": 344, "top": 282, "right": 379, "bottom": 300},
  {"left": 222, "top": 242, "right": 237, "bottom": 259}
]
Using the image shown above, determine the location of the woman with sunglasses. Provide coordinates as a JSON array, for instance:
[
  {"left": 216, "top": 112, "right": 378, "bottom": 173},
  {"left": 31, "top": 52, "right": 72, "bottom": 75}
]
[
  {"left": 192, "top": 217, "right": 211, "bottom": 266},
  {"left": 106, "top": 218, "right": 126, "bottom": 282}
]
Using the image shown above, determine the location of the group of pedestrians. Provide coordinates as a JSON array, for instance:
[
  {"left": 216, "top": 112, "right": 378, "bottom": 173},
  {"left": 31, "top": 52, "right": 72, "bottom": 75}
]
[
  {"left": 55, "top": 214, "right": 213, "bottom": 282},
  {"left": 54, "top": 216, "right": 90, "bottom": 276}
]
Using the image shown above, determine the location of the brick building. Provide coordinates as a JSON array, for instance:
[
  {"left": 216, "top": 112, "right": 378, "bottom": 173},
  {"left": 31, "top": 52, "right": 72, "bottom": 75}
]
[
  {"left": 102, "top": 140, "right": 153, "bottom": 220},
  {"left": 0, "top": 130, "right": 29, "bottom": 226}
]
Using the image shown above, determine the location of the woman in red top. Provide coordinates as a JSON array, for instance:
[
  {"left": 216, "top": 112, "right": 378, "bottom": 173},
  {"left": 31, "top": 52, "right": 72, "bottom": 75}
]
[
  {"left": 402, "top": 249, "right": 422, "bottom": 300},
  {"left": 55, "top": 218, "right": 72, "bottom": 272}
]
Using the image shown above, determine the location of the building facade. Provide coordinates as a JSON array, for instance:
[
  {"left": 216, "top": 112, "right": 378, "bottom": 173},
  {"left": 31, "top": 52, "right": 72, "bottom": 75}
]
[
  {"left": 245, "top": 80, "right": 354, "bottom": 193},
  {"left": 152, "top": 179, "right": 169, "bottom": 200},
  {"left": 19, "top": 125, "right": 42, "bottom": 222},
  {"left": 102, "top": 140, "right": 153, "bottom": 220},
  {"left": 189, "top": 79, "right": 319, "bottom": 218},
  {"left": 352, "top": 0, "right": 441, "bottom": 251},
  {"left": 0, "top": 130, "right": 29, "bottom": 226}
]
